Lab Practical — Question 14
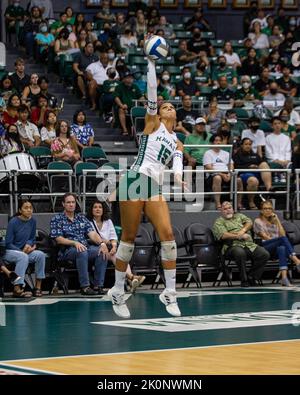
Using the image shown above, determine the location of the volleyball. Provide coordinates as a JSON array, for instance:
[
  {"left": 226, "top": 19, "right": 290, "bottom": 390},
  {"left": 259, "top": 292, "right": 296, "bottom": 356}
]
[{"left": 144, "top": 35, "right": 169, "bottom": 61}]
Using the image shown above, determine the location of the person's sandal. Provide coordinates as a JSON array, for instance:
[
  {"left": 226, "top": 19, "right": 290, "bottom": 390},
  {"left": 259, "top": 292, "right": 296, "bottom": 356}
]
[
  {"left": 33, "top": 288, "right": 43, "bottom": 297},
  {"left": 13, "top": 289, "right": 33, "bottom": 298}
]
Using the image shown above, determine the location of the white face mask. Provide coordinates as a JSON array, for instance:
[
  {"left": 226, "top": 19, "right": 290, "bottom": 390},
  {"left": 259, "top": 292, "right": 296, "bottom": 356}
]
[
  {"left": 184, "top": 72, "right": 191, "bottom": 79},
  {"left": 108, "top": 53, "right": 115, "bottom": 60},
  {"left": 242, "top": 82, "right": 251, "bottom": 89},
  {"left": 227, "top": 118, "right": 237, "bottom": 124},
  {"left": 162, "top": 75, "right": 170, "bottom": 81}
]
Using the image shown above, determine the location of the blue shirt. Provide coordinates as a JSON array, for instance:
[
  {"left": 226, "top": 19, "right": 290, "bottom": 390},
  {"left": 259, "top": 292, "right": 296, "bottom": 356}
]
[
  {"left": 70, "top": 123, "right": 94, "bottom": 145},
  {"left": 5, "top": 217, "right": 36, "bottom": 251},
  {"left": 50, "top": 212, "right": 93, "bottom": 248}
]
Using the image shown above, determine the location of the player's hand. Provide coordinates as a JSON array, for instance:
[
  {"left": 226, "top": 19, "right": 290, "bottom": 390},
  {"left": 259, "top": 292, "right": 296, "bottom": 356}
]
[{"left": 174, "top": 174, "right": 189, "bottom": 192}]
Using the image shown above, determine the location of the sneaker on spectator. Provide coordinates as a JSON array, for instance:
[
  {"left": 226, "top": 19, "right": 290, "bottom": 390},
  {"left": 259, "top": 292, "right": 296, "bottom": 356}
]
[
  {"left": 280, "top": 174, "right": 286, "bottom": 183},
  {"left": 281, "top": 277, "right": 292, "bottom": 287},
  {"left": 103, "top": 113, "right": 113, "bottom": 123},
  {"left": 80, "top": 286, "right": 98, "bottom": 295},
  {"left": 8, "top": 271, "right": 21, "bottom": 285},
  {"left": 273, "top": 174, "right": 280, "bottom": 183}
]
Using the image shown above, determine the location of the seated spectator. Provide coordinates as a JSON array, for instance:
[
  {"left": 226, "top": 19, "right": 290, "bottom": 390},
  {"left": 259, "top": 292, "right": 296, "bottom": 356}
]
[
  {"left": 100, "top": 30, "right": 124, "bottom": 56},
  {"left": 248, "top": 20, "right": 269, "bottom": 54},
  {"left": 134, "top": 11, "right": 148, "bottom": 41},
  {"left": 147, "top": 7, "right": 160, "bottom": 26},
  {"left": 35, "top": 22, "right": 55, "bottom": 66},
  {"left": 243, "top": 1, "right": 258, "bottom": 36},
  {"left": 212, "top": 56, "right": 238, "bottom": 87},
  {"left": 77, "top": 29, "right": 88, "bottom": 51},
  {"left": 95, "top": 0, "right": 116, "bottom": 24},
  {"left": 71, "top": 110, "right": 95, "bottom": 150},
  {"left": 268, "top": 25, "right": 284, "bottom": 48},
  {"left": 3, "top": 199, "right": 46, "bottom": 297},
  {"left": 22, "top": 73, "right": 41, "bottom": 108},
  {"left": 254, "top": 67, "right": 272, "bottom": 97},
  {"left": 264, "top": 49, "right": 284, "bottom": 74},
  {"left": 203, "top": 98, "right": 224, "bottom": 134},
  {"left": 210, "top": 76, "right": 235, "bottom": 105},
  {"left": 4, "top": 0, "right": 25, "bottom": 42},
  {"left": 187, "top": 27, "right": 214, "bottom": 58},
  {"left": 0, "top": 124, "right": 24, "bottom": 155},
  {"left": 185, "top": 7, "right": 211, "bottom": 32},
  {"left": 3, "top": 94, "right": 21, "bottom": 128},
  {"left": 176, "top": 67, "right": 200, "bottom": 97},
  {"left": 262, "top": 14, "right": 275, "bottom": 36},
  {"left": 0, "top": 257, "right": 20, "bottom": 286},
  {"left": 29, "top": 0, "right": 54, "bottom": 20},
  {"left": 240, "top": 48, "right": 261, "bottom": 76},
  {"left": 0, "top": 75, "right": 17, "bottom": 105},
  {"left": 238, "top": 37, "right": 254, "bottom": 62},
  {"left": 203, "top": 135, "right": 243, "bottom": 210},
  {"left": 235, "top": 75, "right": 261, "bottom": 106},
  {"left": 101, "top": 67, "right": 119, "bottom": 123},
  {"left": 216, "top": 124, "right": 236, "bottom": 147},
  {"left": 154, "top": 16, "right": 176, "bottom": 40},
  {"left": 241, "top": 116, "right": 266, "bottom": 158},
  {"left": 278, "top": 31, "right": 294, "bottom": 63},
  {"left": 51, "top": 120, "right": 80, "bottom": 165},
  {"left": 16, "top": 105, "right": 41, "bottom": 149},
  {"left": 38, "top": 76, "right": 58, "bottom": 109},
  {"left": 277, "top": 66, "right": 297, "bottom": 97},
  {"left": 73, "top": 42, "right": 99, "bottom": 101},
  {"left": 160, "top": 71, "right": 176, "bottom": 98},
  {"left": 65, "top": 24, "right": 77, "bottom": 46},
  {"left": 50, "top": 193, "right": 107, "bottom": 295},
  {"left": 279, "top": 108, "right": 296, "bottom": 140},
  {"left": 275, "top": 97, "right": 300, "bottom": 126},
  {"left": 10, "top": 58, "right": 30, "bottom": 96},
  {"left": 174, "top": 40, "right": 199, "bottom": 67},
  {"left": 65, "top": 6, "right": 75, "bottom": 25},
  {"left": 213, "top": 201, "right": 269, "bottom": 287},
  {"left": 86, "top": 51, "right": 110, "bottom": 111},
  {"left": 22, "top": 6, "right": 42, "bottom": 59},
  {"left": 225, "top": 109, "right": 247, "bottom": 138},
  {"left": 128, "top": 0, "right": 147, "bottom": 20},
  {"left": 264, "top": 81, "right": 286, "bottom": 104},
  {"left": 254, "top": 200, "right": 300, "bottom": 286},
  {"left": 30, "top": 94, "right": 52, "bottom": 128},
  {"left": 113, "top": 70, "right": 144, "bottom": 136},
  {"left": 265, "top": 117, "right": 291, "bottom": 183},
  {"left": 120, "top": 28, "right": 138, "bottom": 50},
  {"left": 233, "top": 138, "right": 272, "bottom": 209},
  {"left": 184, "top": 117, "right": 212, "bottom": 167},
  {"left": 111, "top": 13, "right": 128, "bottom": 37},
  {"left": 175, "top": 95, "right": 199, "bottom": 136},
  {"left": 220, "top": 41, "right": 241, "bottom": 70},
  {"left": 50, "top": 12, "right": 68, "bottom": 37},
  {"left": 40, "top": 110, "right": 57, "bottom": 147},
  {"left": 0, "top": 112, "right": 5, "bottom": 139},
  {"left": 194, "top": 61, "right": 211, "bottom": 88},
  {"left": 74, "top": 13, "right": 86, "bottom": 36}
]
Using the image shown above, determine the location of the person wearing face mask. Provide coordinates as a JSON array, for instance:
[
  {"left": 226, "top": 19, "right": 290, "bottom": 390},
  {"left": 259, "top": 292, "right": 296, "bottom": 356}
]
[
  {"left": 98, "top": 23, "right": 112, "bottom": 44},
  {"left": 213, "top": 201, "right": 269, "bottom": 287},
  {"left": 0, "top": 123, "right": 24, "bottom": 156},
  {"left": 235, "top": 76, "right": 261, "bottom": 107},
  {"left": 225, "top": 110, "right": 246, "bottom": 138},
  {"left": 4, "top": 0, "right": 26, "bottom": 45},
  {"left": 275, "top": 97, "right": 300, "bottom": 127},
  {"left": 176, "top": 67, "right": 200, "bottom": 97},
  {"left": 35, "top": 23, "right": 55, "bottom": 64},
  {"left": 22, "top": 6, "right": 43, "bottom": 59},
  {"left": 242, "top": 116, "right": 266, "bottom": 158},
  {"left": 212, "top": 56, "right": 238, "bottom": 88},
  {"left": 160, "top": 71, "right": 176, "bottom": 98},
  {"left": 101, "top": 67, "right": 120, "bottom": 123},
  {"left": 264, "top": 81, "right": 286, "bottom": 104},
  {"left": 54, "top": 28, "right": 75, "bottom": 83},
  {"left": 187, "top": 27, "right": 214, "bottom": 57}
]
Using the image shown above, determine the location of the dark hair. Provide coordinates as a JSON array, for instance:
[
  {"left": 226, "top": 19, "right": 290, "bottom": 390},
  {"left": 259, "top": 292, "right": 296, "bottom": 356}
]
[
  {"left": 86, "top": 200, "right": 110, "bottom": 222},
  {"left": 210, "top": 134, "right": 221, "bottom": 143},
  {"left": 241, "top": 137, "right": 252, "bottom": 145},
  {"left": 63, "top": 193, "right": 77, "bottom": 202},
  {"left": 248, "top": 116, "right": 260, "bottom": 124},
  {"left": 38, "top": 75, "right": 49, "bottom": 85},
  {"left": 16, "top": 199, "right": 33, "bottom": 216},
  {"left": 56, "top": 120, "right": 71, "bottom": 137},
  {"left": 73, "top": 109, "right": 86, "bottom": 125},
  {"left": 18, "top": 104, "right": 30, "bottom": 114},
  {"left": 58, "top": 28, "right": 70, "bottom": 39},
  {"left": 14, "top": 57, "right": 25, "bottom": 66},
  {"left": 37, "top": 94, "right": 49, "bottom": 103},
  {"left": 271, "top": 116, "right": 282, "bottom": 124},
  {"left": 5, "top": 124, "right": 23, "bottom": 148},
  {"left": 59, "top": 12, "right": 67, "bottom": 18},
  {"left": 7, "top": 94, "right": 21, "bottom": 109}
]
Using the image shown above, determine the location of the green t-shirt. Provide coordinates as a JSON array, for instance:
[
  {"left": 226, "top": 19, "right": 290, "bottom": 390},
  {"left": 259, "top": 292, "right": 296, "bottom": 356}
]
[
  {"left": 102, "top": 80, "right": 120, "bottom": 94},
  {"left": 235, "top": 87, "right": 261, "bottom": 101},
  {"left": 5, "top": 5, "right": 25, "bottom": 19},
  {"left": 195, "top": 71, "right": 211, "bottom": 86},
  {"left": 281, "top": 124, "right": 296, "bottom": 138},
  {"left": 184, "top": 132, "right": 212, "bottom": 165},
  {"left": 230, "top": 120, "right": 247, "bottom": 138},
  {"left": 114, "top": 82, "right": 142, "bottom": 109},
  {"left": 212, "top": 66, "right": 237, "bottom": 84}
]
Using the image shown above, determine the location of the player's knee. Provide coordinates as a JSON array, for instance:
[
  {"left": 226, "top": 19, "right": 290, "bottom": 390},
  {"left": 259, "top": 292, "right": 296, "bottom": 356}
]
[
  {"left": 116, "top": 241, "right": 135, "bottom": 262},
  {"left": 161, "top": 240, "right": 177, "bottom": 261}
]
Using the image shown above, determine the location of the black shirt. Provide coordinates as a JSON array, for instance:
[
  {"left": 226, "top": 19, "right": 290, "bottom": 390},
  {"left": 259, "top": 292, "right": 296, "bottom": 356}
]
[
  {"left": 240, "top": 58, "right": 261, "bottom": 77},
  {"left": 233, "top": 150, "right": 262, "bottom": 168},
  {"left": 277, "top": 77, "right": 297, "bottom": 94},
  {"left": 75, "top": 52, "right": 99, "bottom": 72},
  {"left": 176, "top": 108, "right": 199, "bottom": 124},
  {"left": 210, "top": 88, "right": 235, "bottom": 102},
  {"left": 10, "top": 73, "right": 30, "bottom": 95},
  {"left": 187, "top": 38, "right": 211, "bottom": 54},
  {"left": 176, "top": 79, "right": 199, "bottom": 96},
  {"left": 254, "top": 78, "right": 271, "bottom": 94}
]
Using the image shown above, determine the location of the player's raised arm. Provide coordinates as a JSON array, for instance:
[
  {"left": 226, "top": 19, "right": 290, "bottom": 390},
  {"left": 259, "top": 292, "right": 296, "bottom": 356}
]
[{"left": 144, "top": 57, "right": 160, "bottom": 134}]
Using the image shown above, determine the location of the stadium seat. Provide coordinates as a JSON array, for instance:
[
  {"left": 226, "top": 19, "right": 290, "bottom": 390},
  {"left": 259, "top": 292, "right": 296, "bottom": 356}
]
[
  {"left": 82, "top": 146, "right": 108, "bottom": 166},
  {"left": 176, "top": 132, "right": 186, "bottom": 144},
  {"left": 233, "top": 108, "right": 250, "bottom": 120},
  {"left": 28, "top": 146, "right": 52, "bottom": 169}
]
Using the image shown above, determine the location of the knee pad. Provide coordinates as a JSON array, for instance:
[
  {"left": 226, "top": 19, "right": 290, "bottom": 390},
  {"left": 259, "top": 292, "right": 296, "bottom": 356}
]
[
  {"left": 116, "top": 241, "right": 134, "bottom": 262},
  {"left": 161, "top": 240, "right": 177, "bottom": 261}
]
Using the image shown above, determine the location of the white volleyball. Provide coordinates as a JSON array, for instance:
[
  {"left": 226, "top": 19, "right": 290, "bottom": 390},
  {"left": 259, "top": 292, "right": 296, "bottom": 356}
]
[{"left": 144, "top": 35, "right": 169, "bottom": 61}]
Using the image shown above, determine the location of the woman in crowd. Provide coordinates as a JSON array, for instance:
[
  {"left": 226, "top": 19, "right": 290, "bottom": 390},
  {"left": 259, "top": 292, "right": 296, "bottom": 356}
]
[
  {"left": 279, "top": 108, "right": 296, "bottom": 140},
  {"left": 3, "top": 94, "right": 21, "bottom": 127},
  {"left": 71, "top": 110, "right": 95, "bottom": 151},
  {"left": 0, "top": 75, "right": 17, "bottom": 105},
  {"left": 204, "top": 98, "right": 224, "bottom": 134},
  {"left": 40, "top": 110, "right": 57, "bottom": 147},
  {"left": 220, "top": 41, "right": 241, "bottom": 69},
  {"left": 0, "top": 123, "right": 24, "bottom": 155},
  {"left": 3, "top": 200, "right": 46, "bottom": 297},
  {"left": 254, "top": 200, "right": 300, "bottom": 286},
  {"left": 22, "top": 73, "right": 41, "bottom": 108},
  {"left": 160, "top": 70, "right": 176, "bottom": 98},
  {"left": 77, "top": 29, "right": 88, "bottom": 52},
  {"left": 51, "top": 120, "right": 80, "bottom": 165}
]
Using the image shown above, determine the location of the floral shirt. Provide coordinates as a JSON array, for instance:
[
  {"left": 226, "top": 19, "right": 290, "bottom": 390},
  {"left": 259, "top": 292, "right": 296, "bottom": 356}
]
[
  {"left": 70, "top": 123, "right": 94, "bottom": 146},
  {"left": 51, "top": 137, "right": 78, "bottom": 157}
]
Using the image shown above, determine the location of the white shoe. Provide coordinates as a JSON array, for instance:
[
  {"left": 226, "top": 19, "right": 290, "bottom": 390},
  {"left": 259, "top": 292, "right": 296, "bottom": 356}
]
[
  {"left": 159, "top": 289, "right": 181, "bottom": 317},
  {"left": 107, "top": 287, "right": 130, "bottom": 319}
]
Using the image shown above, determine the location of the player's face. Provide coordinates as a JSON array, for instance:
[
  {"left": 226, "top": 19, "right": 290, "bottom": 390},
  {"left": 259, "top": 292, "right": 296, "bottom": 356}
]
[{"left": 159, "top": 103, "right": 176, "bottom": 120}]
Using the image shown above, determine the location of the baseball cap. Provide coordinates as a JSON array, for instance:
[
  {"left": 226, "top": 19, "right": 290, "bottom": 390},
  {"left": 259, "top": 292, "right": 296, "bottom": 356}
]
[{"left": 195, "top": 117, "right": 206, "bottom": 124}]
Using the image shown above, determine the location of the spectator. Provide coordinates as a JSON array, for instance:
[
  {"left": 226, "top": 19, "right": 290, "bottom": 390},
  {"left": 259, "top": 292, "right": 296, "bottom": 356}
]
[
  {"left": 3, "top": 94, "right": 21, "bottom": 127},
  {"left": 77, "top": 29, "right": 88, "bottom": 51},
  {"left": 73, "top": 42, "right": 99, "bottom": 101},
  {"left": 154, "top": 16, "right": 176, "bottom": 40},
  {"left": 30, "top": 94, "right": 52, "bottom": 127},
  {"left": 187, "top": 27, "right": 214, "bottom": 57},
  {"left": 50, "top": 193, "right": 107, "bottom": 295},
  {"left": 51, "top": 120, "right": 80, "bottom": 165},
  {"left": 74, "top": 13, "right": 86, "bottom": 36},
  {"left": 22, "top": 73, "right": 41, "bottom": 108},
  {"left": 216, "top": 123, "right": 236, "bottom": 147},
  {"left": 38, "top": 76, "right": 58, "bottom": 109},
  {"left": 203, "top": 135, "right": 243, "bottom": 210},
  {"left": 10, "top": 58, "right": 30, "bottom": 96},
  {"left": 160, "top": 70, "right": 176, "bottom": 98},
  {"left": 114, "top": 70, "right": 144, "bottom": 136},
  {"left": 240, "top": 48, "right": 261, "bottom": 76},
  {"left": 213, "top": 201, "right": 269, "bottom": 287},
  {"left": 275, "top": 97, "right": 300, "bottom": 126},
  {"left": 268, "top": 25, "right": 284, "bottom": 49},
  {"left": 278, "top": 31, "right": 294, "bottom": 63},
  {"left": 238, "top": 37, "right": 254, "bottom": 62},
  {"left": 127, "top": 0, "right": 147, "bottom": 19},
  {"left": 176, "top": 67, "right": 200, "bottom": 97},
  {"left": 254, "top": 67, "right": 272, "bottom": 97},
  {"left": 50, "top": 12, "right": 68, "bottom": 37},
  {"left": 111, "top": 13, "right": 127, "bottom": 36},
  {"left": 265, "top": 117, "right": 291, "bottom": 183},
  {"left": 248, "top": 21, "right": 269, "bottom": 53},
  {"left": 100, "top": 30, "right": 123, "bottom": 55},
  {"left": 134, "top": 12, "right": 148, "bottom": 39},
  {"left": 225, "top": 109, "right": 247, "bottom": 138},
  {"left": 3, "top": 199, "right": 46, "bottom": 297},
  {"left": 65, "top": 6, "right": 75, "bottom": 25},
  {"left": 29, "top": 0, "right": 54, "bottom": 20},
  {"left": 279, "top": 108, "right": 296, "bottom": 140},
  {"left": 22, "top": 6, "right": 42, "bottom": 59},
  {"left": 241, "top": 116, "right": 266, "bottom": 158},
  {"left": 243, "top": 1, "right": 258, "bottom": 36},
  {"left": 71, "top": 110, "right": 95, "bottom": 150},
  {"left": 233, "top": 138, "right": 272, "bottom": 209},
  {"left": 184, "top": 117, "right": 212, "bottom": 167},
  {"left": 0, "top": 124, "right": 24, "bottom": 155},
  {"left": 264, "top": 49, "right": 284, "bottom": 74},
  {"left": 16, "top": 105, "right": 41, "bottom": 148},
  {"left": 254, "top": 200, "right": 300, "bottom": 286},
  {"left": 84, "top": 21, "right": 98, "bottom": 43},
  {"left": 4, "top": 0, "right": 25, "bottom": 43},
  {"left": 35, "top": 22, "right": 55, "bottom": 66},
  {"left": 220, "top": 41, "right": 241, "bottom": 70},
  {"left": 147, "top": 7, "right": 160, "bottom": 26},
  {"left": 204, "top": 98, "right": 224, "bottom": 134},
  {"left": 86, "top": 51, "right": 110, "bottom": 111},
  {"left": 185, "top": 7, "right": 211, "bottom": 32},
  {"left": 120, "top": 28, "right": 138, "bottom": 50},
  {"left": 100, "top": 67, "right": 119, "bottom": 123},
  {"left": 210, "top": 76, "right": 235, "bottom": 105},
  {"left": 65, "top": 24, "right": 77, "bottom": 46},
  {"left": 212, "top": 56, "right": 238, "bottom": 88},
  {"left": 175, "top": 95, "right": 199, "bottom": 136},
  {"left": 275, "top": 7, "right": 288, "bottom": 33},
  {"left": 264, "top": 81, "right": 286, "bottom": 104},
  {"left": 262, "top": 15, "right": 275, "bottom": 36},
  {"left": 194, "top": 61, "right": 211, "bottom": 87},
  {"left": 0, "top": 74, "right": 17, "bottom": 105},
  {"left": 277, "top": 66, "right": 297, "bottom": 97},
  {"left": 235, "top": 75, "right": 261, "bottom": 106},
  {"left": 174, "top": 40, "right": 199, "bottom": 67},
  {"left": 40, "top": 110, "right": 57, "bottom": 147}
]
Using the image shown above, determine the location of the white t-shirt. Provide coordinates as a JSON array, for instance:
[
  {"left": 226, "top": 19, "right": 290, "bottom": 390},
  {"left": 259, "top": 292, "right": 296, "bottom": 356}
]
[
  {"left": 40, "top": 127, "right": 56, "bottom": 142},
  {"left": 203, "top": 149, "right": 232, "bottom": 172},
  {"left": 90, "top": 219, "right": 117, "bottom": 241},
  {"left": 265, "top": 133, "right": 291, "bottom": 162},
  {"left": 274, "top": 109, "right": 300, "bottom": 126},
  {"left": 241, "top": 129, "right": 266, "bottom": 153},
  {"left": 220, "top": 52, "right": 241, "bottom": 67},
  {"left": 86, "top": 61, "right": 109, "bottom": 85}
]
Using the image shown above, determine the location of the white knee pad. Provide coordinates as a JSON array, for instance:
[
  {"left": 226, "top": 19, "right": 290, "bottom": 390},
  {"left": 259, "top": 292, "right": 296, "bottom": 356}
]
[
  {"left": 161, "top": 240, "right": 177, "bottom": 261},
  {"left": 116, "top": 241, "right": 135, "bottom": 262}
]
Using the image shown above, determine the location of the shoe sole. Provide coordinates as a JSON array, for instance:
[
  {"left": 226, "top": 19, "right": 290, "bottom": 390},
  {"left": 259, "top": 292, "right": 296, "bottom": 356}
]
[{"left": 159, "top": 294, "right": 181, "bottom": 317}]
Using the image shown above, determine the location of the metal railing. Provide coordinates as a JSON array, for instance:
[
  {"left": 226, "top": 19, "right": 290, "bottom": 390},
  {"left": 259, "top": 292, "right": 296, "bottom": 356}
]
[{"left": 0, "top": 170, "right": 14, "bottom": 216}]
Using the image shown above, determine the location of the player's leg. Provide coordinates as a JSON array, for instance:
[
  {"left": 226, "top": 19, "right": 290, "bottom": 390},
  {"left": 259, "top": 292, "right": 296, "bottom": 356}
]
[{"left": 144, "top": 196, "right": 181, "bottom": 317}]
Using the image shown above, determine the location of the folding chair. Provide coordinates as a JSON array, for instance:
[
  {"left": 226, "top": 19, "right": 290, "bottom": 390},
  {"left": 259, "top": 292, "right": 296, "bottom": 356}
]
[{"left": 81, "top": 146, "right": 108, "bottom": 166}]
